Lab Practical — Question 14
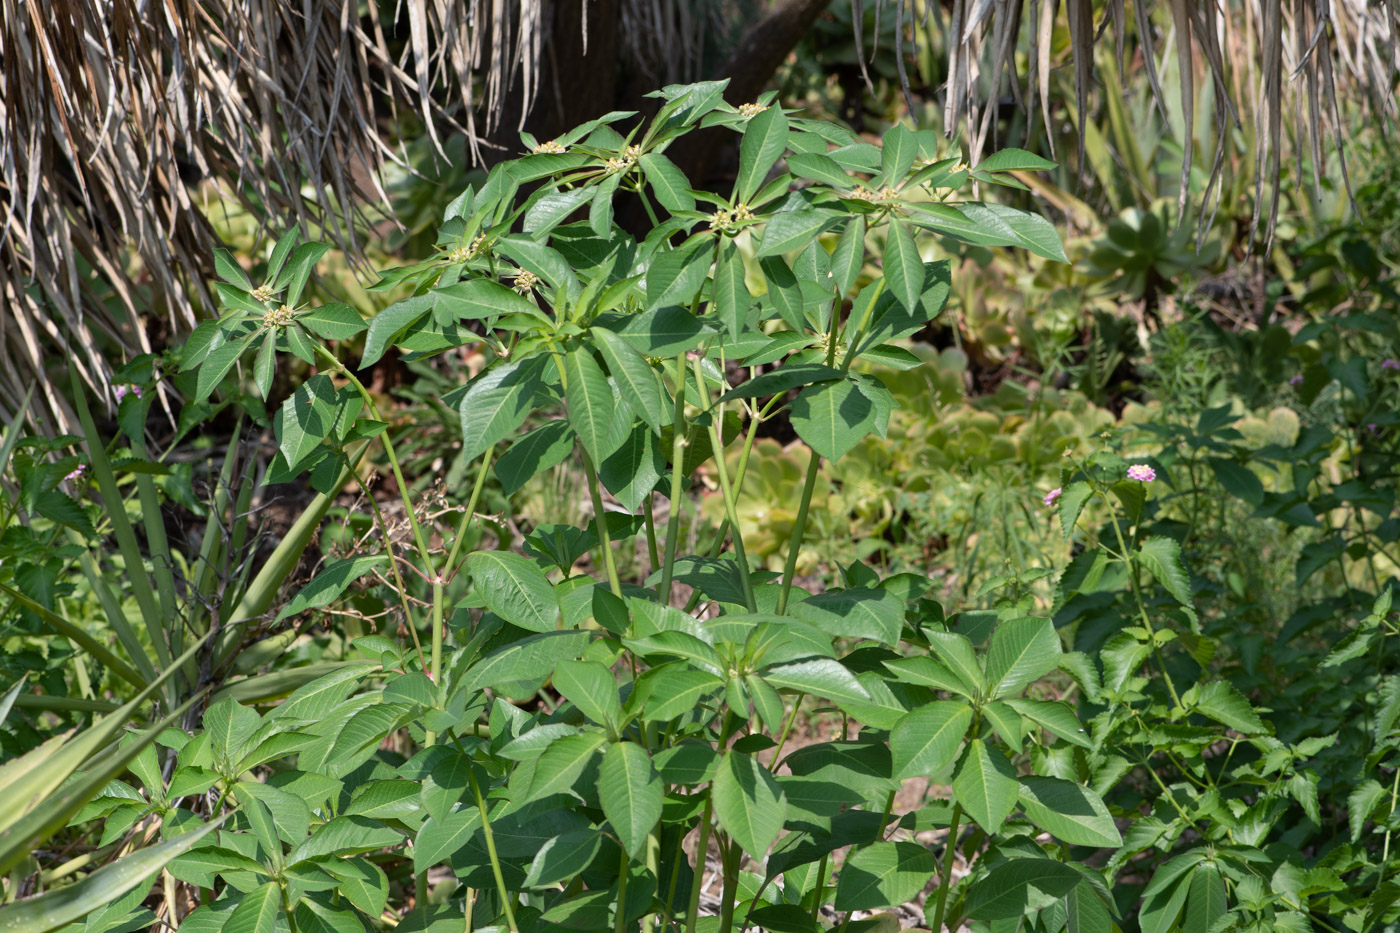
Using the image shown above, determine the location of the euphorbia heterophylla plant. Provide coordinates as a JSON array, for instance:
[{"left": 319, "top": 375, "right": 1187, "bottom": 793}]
[{"left": 37, "top": 82, "right": 1178, "bottom": 933}]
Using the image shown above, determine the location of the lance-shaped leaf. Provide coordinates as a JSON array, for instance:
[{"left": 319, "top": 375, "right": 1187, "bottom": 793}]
[
  {"left": 736, "top": 106, "right": 789, "bottom": 202},
  {"left": 890, "top": 702, "right": 973, "bottom": 778},
  {"left": 458, "top": 357, "right": 547, "bottom": 462},
  {"left": 713, "top": 750, "right": 787, "bottom": 858},
  {"left": 466, "top": 551, "right": 560, "bottom": 633},
  {"left": 834, "top": 841, "right": 935, "bottom": 911},
  {"left": 563, "top": 347, "right": 623, "bottom": 464},
  {"left": 790, "top": 378, "right": 877, "bottom": 463},
  {"left": 276, "top": 556, "right": 387, "bottom": 621},
  {"left": 593, "top": 327, "right": 667, "bottom": 434},
  {"left": 1018, "top": 776, "right": 1123, "bottom": 847},
  {"left": 952, "top": 739, "right": 1018, "bottom": 834},
  {"left": 985, "top": 616, "right": 1061, "bottom": 699},
  {"left": 882, "top": 221, "right": 923, "bottom": 312},
  {"left": 599, "top": 742, "right": 663, "bottom": 859},
  {"left": 495, "top": 420, "right": 576, "bottom": 495}
]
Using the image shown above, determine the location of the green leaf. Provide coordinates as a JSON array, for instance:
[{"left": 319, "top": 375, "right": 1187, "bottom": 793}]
[
  {"left": 713, "top": 750, "right": 787, "bottom": 859},
  {"left": 964, "top": 859, "right": 1081, "bottom": 919},
  {"left": 879, "top": 123, "right": 919, "bottom": 188},
  {"left": 277, "top": 242, "right": 331, "bottom": 307},
  {"left": 298, "top": 303, "right": 367, "bottom": 341},
  {"left": 223, "top": 882, "right": 281, "bottom": 933},
  {"left": 253, "top": 330, "right": 275, "bottom": 400},
  {"left": 458, "top": 357, "right": 546, "bottom": 462},
  {"left": 599, "top": 742, "right": 663, "bottom": 859},
  {"left": 466, "top": 551, "right": 560, "bottom": 633},
  {"left": 736, "top": 106, "right": 789, "bottom": 202},
  {"left": 976, "top": 149, "right": 1058, "bottom": 173},
  {"left": 495, "top": 420, "right": 576, "bottom": 495},
  {"left": 434, "top": 278, "right": 546, "bottom": 322},
  {"left": 345, "top": 780, "right": 423, "bottom": 820},
  {"left": 1004, "top": 699, "right": 1091, "bottom": 748},
  {"left": 1349, "top": 778, "right": 1386, "bottom": 840},
  {"left": 294, "top": 897, "right": 368, "bottom": 933},
  {"left": 1018, "top": 776, "right": 1123, "bottom": 847},
  {"left": 0, "top": 818, "right": 221, "bottom": 933},
  {"left": 414, "top": 806, "right": 482, "bottom": 872},
  {"left": 195, "top": 332, "right": 256, "bottom": 402},
  {"left": 1185, "top": 865, "right": 1227, "bottom": 933},
  {"left": 1058, "top": 482, "right": 1094, "bottom": 537},
  {"left": 763, "top": 658, "right": 871, "bottom": 708},
  {"left": 422, "top": 753, "right": 473, "bottom": 822},
  {"left": 790, "top": 378, "right": 877, "bottom": 463},
  {"left": 276, "top": 556, "right": 386, "bottom": 622},
  {"left": 276, "top": 374, "right": 342, "bottom": 469},
  {"left": 524, "top": 830, "right": 604, "bottom": 887},
  {"left": 206, "top": 698, "right": 261, "bottom": 767},
  {"left": 787, "top": 152, "right": 854, "bottom": 189},
  {"left": 788, "top": 587, "right": 902, "bottom": 646},
  {"left": 641, "top": 669, "right": 724, "bottom": 721},
  {"left": 985, "top": 617, "right": 1061, "bottom": 698},
  {"left": 757, "top": 209, "right": 841, "bottom": 258},
  {"left": 719, "top": 364, "right": 845, "bottom": 402},
  {"left": 926, "top": 632, "right": 987, "bottom": 697},
  {"left": 882, "top": 222, "right": 922, "bottom": 312},
  {"left": 639, "top": 153, "right": 695, "bottom": 213},
  {"left": 271, "top": 664, "right": 374, "bottom": 722},
  {"left": 554, "top": 660, "right": 623, "bottom": 729},
  {"left": 361, "top": 296, "right": 433, "bottom": 367},
  {"left": 593, "top": 327, "right": 667, "bottom": 434},
  {"left": 563, "top": 347, "right": 623, "bottom": 464},
  {"left": 600, "top": 422, "right": 665, "bottom": 512},
  {"left": 526, "top": 732, "right": 608, "bottom": 802},
  {"left": 1137, "top": 537, "right": 1194, "bottom": 609},
  {"left": 215, "top": 249, "right": 253, "bottom": 290},
  {"left": 831, "top": 215, "right": 866, "bottom": 296},
  {"left": 951, "top": 739, "right": 1018, "bottom": 833},
  {"left": 645, "top": 238, "right": 713, "bottom": 312},
  {"left": 1190, "top": 681, "right": 1267, "bottom": 735},
  {"left": 463, "top": 631, "right": 591, "bottom": 692},
  {"left": 1207, "top": 458, "right": 1263, "bottom": 506},
  {"left": 265, "top": 229, "right": 300, "bottom": 285},
  {"left": 1066, "top": 882, "right": 1114, "bottom": 933},
  {"left": 713, "top": 241, "right": 750, "bottom": 341},
  {"left": 834, "top": 841, "right": 935, "bottom": 911},
  {"left": 890, "top": 702, "right": 973, "bottom": 778}
]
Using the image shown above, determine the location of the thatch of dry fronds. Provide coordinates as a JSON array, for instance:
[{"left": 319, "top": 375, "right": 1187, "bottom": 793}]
[{"left": 0, "top": 0, "right": 714, "bottom": 432}]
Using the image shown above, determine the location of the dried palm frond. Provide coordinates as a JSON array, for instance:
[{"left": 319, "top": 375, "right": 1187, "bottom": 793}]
[
  {"left": 878, "top": 0, "right": 1396, "bottom": 248},
  {"left": 0, "top": 0, "right": 724, "bottom": 433}
]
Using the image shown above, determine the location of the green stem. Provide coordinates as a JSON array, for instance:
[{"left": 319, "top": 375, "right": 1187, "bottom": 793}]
[
  {"left": 929, "top": 803, "right": 962, "bottom": 933},
  {"left": 615, "top": 845, "right": 631, "bottom": 933},
  {"left": 684, "top": 796, "right": 713, "bottom": 933},
  {"left": 809, "top": 853, "right": 829, "bottom": 922},
  {"left": 768, "top": 694, "right": 805, "bottom": 772},
  {"left": 466, "top": 763, "right": 519, "bottom": 933},
  {"left": 352, "top": 458, "right": 428, "bottom": 671},
  {"left": 1106, "top": 505, "right": 1184, "bottom": 711},
  {"left": 692, "top": 355, "right": 756, "bottom": 612},
  {"left": 717, "top": 839, "right": 740, "bottom": 933},
  {"left": 643, "top": 497, "right": 661, "bottom": 578},
  {"left": 777, "top": 451, "right": 822, "bottom": 614},
  {"left": 659, "top": 354, "right": 690, "bottom": 603},
  {"left": 583, "top": 452, "right": 625, "bottom": 597}
]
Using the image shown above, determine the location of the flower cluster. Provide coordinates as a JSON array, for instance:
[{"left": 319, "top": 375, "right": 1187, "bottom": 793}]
[
  {"left": 1127, "top": 464, "right": 1156, "bottom": 483},
  {"left": 262, "top": 305, "right": 296, "bottom": 328},
  {"left": 1383, "top": 359, "right": 1400, "bottom": 371},
  {"left": 114, "top": 384, "right": 143, "bottom": 403},
  {"left": 532, "top": 139, "right": 567, "bottom": 154},
  {"left": 605, "top": 145, "right": 644, "bottom": 175},
  {"left": 1044, "top": 487, "right": 1062, "bottom": 507},
  {"left": 1289, "top": 374, "right": 1304, "bottom": 386},
  {"left": 738, "top": 102, "right": 769, "bottom": 118},
  {"left": 512, "top": 270, "right": 539, "bottom": 295},
  {"left": 449, "top": 234, "right": 487, "bottom": 265},
  {"left": 250, "top": 284, "right": 275, "bottom": 304},
  {"left": 707, "top": 203, "right": 754, "bottom": 233},
  {"left": 846, "top": 185, "right": 899, "bottom": 202},
  {"left": 65, "top": 464, "right": 86, "bottom": 483}
]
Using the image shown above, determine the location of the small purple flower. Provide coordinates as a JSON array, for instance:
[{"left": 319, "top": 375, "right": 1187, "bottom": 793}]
[
  {"left": 1289, "top": 374, "right": 1304, "bottom": 386},
  {"left": 1044, "top": 487, "right": 1062, "bottom": 507},
  {"left": 1383, "top": 359, "right": 1400, "bottom": 371},
  {"left": 1127, "top": 464, "right": 1156, "bottom": 483},
  {"left": 64, "top": 464, "right": 86, "bottom": 482},
  {"left": 115, "top": 384, "right": 143, "bottom": 402}
]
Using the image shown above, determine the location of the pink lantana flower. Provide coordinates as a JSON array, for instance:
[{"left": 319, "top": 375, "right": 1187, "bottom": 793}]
[
  {"left": 65, "top": 464, "right": 86, "bottom": 482},
  {"left": 1127, "top": 464, "right": 1156, "bottom": 482},
  {"left": 115, "top": 384, "right": 143, "bottom": 402},
  {"left": 1044, "top": 487, "right": 1062, "bottom": 507},
  {"left": 1383, "top": 359, "right": 1400, "bottom": 371},
  {"left": 1288, "top": 374, "right": 1304, "bottom": 386}
]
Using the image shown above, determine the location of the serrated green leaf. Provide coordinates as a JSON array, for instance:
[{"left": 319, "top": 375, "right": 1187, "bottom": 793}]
[
  {"left": 1018, "top": 776, "right": 1123, "bottom": 847},
  {"left": 951, "top": 739, "right": 1018, "bottom": 833},
  {"left": 466, "top": 551, "right": 559, "bottom": 633},
  {"left": 890, "top": 702, "right": 972, "bottom": 778},
  {"left": 713, "top": 750, "right": 787, "bottom": 858},
  {"left": 1137, "top": 536, "right": 1194, "bottom": 608},
  {"left": 834, "top": 841, "right": 934, "bottom": 911}
]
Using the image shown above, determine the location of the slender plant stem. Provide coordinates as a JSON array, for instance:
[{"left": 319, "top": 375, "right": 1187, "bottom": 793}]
[
  {"left": 717, "top": 839, "right": 740, "bottom": 933},
  {"left": 660, "top": 354, "right": 690, "bottom": 603},
  {"left": 351, "top": 458, "right": 428, "bottom": 670},
  {"left": 777, "top": 451, "right": 822, "bottom": 614},
  {"left": 768, "top": 694, "right": 806, "bottom": 771},
  {"left": 582, "top": 452, "right": 624, "bottom": 597},
  {"left": 684, "top": 796, "right": 714, "bottom": 933},
  {"left": 809, "top": 853, "right": 829, "bottom": 922},
  {"left": 615, "top": 845, "right": 631, "bottom": 933},
  {"left": 929, "top": 803, "right": 962, "bottom": 933},
  {"left": 466, "top": 764, "right": 519, "bottom": 933},
  {"left": 661, "top": 829, "right": 687, "bottom": 933},
  {"left": 692, "top": 355, "right": 756, "bottom": 612},
  {"left": 643, "top": 496, "right": 661, "bottom": 576}
]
